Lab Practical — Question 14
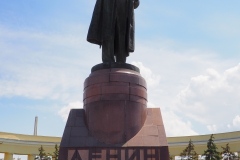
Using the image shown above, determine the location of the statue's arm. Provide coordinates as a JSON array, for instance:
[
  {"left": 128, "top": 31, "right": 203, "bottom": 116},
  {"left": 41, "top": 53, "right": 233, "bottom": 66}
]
[{"left": 134, "top": 0, "right": 140, "bottom": 9}]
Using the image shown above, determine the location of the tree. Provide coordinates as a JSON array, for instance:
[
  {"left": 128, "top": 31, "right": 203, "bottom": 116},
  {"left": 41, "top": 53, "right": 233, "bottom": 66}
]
[
  {"left": 203, "top": 134, "right": 220, "bottom": 160},
  {"left": 52, "top": 144, "right": 59, "bottom": 160},
  {"left": 180, "top": 139, "right": 198, "bottom": 160},
  {"left": 221, "top": 143, "right": 238, "bottom": 160},
  {"left": 169, "top": 152, "right": 174, "bottom": 160},
  {"left": 38, "top": 145, "right": 46, "bottom": 159},
  {"left": 35, "top": 145, "right": 51, "bottom": 160}
]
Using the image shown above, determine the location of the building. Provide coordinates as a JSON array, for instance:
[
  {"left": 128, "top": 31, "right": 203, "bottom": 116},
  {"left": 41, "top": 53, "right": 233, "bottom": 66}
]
[{"left": 0, "top": 131, "right": 239, "bottom": 160}]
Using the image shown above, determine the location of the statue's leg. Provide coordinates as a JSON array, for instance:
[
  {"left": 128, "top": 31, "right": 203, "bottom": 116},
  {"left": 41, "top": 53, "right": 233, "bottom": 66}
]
[
  {"left": 102, "top": 36, "right": 115, "bottom": 63},
  {"left": 115, "top": 34, "right": 127, "bottom": 63},
  {"left": 114, "top": 22, "right": 126, "bottom": 63},
  {"left": 115, "top": 0, "right": 128, "bottom": 63}
]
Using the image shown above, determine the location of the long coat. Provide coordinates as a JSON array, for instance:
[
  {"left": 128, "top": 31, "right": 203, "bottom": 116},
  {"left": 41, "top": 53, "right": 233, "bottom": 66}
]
[{"left": 87, "top": 0, "right": 139, "bottom": 54}]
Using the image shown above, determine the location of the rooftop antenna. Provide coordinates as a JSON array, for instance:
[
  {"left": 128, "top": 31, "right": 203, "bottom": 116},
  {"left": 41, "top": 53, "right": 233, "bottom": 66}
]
[{"left": 34, "top": 116, "right": 38, "bottom": 136}]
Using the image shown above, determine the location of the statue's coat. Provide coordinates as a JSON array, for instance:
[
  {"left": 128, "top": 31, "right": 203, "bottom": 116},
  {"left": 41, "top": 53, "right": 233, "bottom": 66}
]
[{"left": 87, "top": 0, "right": 137, "bottom": 54}]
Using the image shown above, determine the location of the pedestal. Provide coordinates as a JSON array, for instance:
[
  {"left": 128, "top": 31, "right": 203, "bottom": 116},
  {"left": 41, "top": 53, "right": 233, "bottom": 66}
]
[{"left": 59, "top": 63, "right": 169, "bottom": 160}]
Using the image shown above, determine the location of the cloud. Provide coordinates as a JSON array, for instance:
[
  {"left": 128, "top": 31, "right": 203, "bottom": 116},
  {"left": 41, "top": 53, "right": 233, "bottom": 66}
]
[
  {"left": 232, "top": 115, "right": 240, "bottom": 127},
  {"left": 175, "top": 64, "right": 240, "bottom": 133},
  {"left": 162, "top": 110, "right": 198, "bottom": 137},
  {"left": 58, "top": 101, "right": 83, "bottom": 122},
  {"left": 207, "top": 125, "right": 217, "bottom": 132},
  {"left": 0, "top": 25, "right": 93, "bottom": 101},
  {"left": 227, "top": 114, "right": 240, "bottom": 131},
  {"left": 131, "top": 61, "right": 161, "bottom": 87},
  {"left": 0, "top": 63, "right": 83, "bottom": 101},
  {"left": 146, "top": 101, "right": 198, "bottom": 136},
  {"left": 129, "top": 48, "right": 236, "bottom": 136}
]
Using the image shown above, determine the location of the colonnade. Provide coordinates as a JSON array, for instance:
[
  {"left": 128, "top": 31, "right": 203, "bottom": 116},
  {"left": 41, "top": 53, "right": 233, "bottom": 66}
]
[
  {"left": 1, "top": 153, "right": 34, "bottom": 160},
  {"left": 1, "top": 131, "right": 240, "bottom": 160}
]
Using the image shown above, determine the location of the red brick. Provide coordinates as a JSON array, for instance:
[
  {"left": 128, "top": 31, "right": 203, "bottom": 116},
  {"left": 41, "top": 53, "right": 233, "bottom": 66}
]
[
  {"left": 102, "top": 81, "right": 129, "bottom": 86},
  {"left": 142, "top": 125, "right": 159, "bottom": 136},
  {"left": 84, "top": 84, "right": 102, "bottom": 98},
  {"left": 139, "top": 77, "right": 147, "bottom": 89},
  {"left": 157, "top": 126, "right": 168, "bottom": 146},
  {"left": 110, "top": 73, "right": 139, "bottom": 84},
  {"left": 102, "top": 85, "right": 129, "bottom": 94},
  {"left": 67, "top": 149, "right": 75, "bottom": 160},
  {"left": 84, "top": 95, "right": 101, "bottom": 105},
  {"left": 85, "top": 74, "right": 109, "bottom": 86},
  {"left": 77, "top": 149, "right": 89, "bottom": 160},
  {"left": 130, "top": 86, "right": 147, "bottom": 99},
  {"left": 127, "top": 136, "right": 143, "bottom": 146},
  {"left": 130, "top": 95, "right": 147, "bottom": 105},
  {"left": 101, "top": 93, "right": 129, "bottom": 101},
  {"left": 152, "top": 108, "right": 163, "bottom": 125},
  {"left": 142, "top": 136, "right": 160, "bottom": 146}
]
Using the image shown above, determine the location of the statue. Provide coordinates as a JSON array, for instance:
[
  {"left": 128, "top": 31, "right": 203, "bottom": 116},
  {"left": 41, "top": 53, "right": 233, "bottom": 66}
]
[{"left": 87, "top": 0, "right": 140, "bottom": 63}]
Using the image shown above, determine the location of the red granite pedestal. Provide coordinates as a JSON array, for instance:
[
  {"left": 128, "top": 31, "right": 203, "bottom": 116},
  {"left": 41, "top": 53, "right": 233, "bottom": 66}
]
[{"left": 59, "top": 63, "right": 169, "bottom": 160}]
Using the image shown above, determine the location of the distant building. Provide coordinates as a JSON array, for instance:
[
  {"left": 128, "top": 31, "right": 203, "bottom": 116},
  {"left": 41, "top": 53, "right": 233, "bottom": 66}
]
[{"left": 0, "top": 131, "right": 240, "bottom": 160}]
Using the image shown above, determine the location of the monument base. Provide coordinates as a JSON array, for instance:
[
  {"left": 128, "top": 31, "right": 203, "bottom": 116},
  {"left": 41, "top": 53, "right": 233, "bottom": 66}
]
[
  {"left": 59, "top": 108, "right": 169, "bottom": 160},
  {"left": 83, "top": 63, "right": 147, "bottom": 144},
  {"left": 59, "top": 64, "right": 169, "bottom": 159}
]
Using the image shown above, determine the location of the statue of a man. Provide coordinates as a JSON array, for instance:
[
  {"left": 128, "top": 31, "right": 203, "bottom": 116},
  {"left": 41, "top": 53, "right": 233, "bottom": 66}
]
[{"left": 87, "top": 0, "right": 140, "bottom": 63}]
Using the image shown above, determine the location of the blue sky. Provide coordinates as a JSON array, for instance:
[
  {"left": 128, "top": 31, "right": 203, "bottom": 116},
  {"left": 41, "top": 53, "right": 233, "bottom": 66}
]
[{"left": 0, "top": 0, "right": 240, "bottom": 138}]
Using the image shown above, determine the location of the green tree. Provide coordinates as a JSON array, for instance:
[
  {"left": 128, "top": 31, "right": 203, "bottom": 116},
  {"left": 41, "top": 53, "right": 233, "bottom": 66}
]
[
  {"left": 203, "top": 134, "right": 220, "bottom": 160},
  {"left": 35, "top": 145, "right": 51, "bottom": 160},
  {"left": 221, "top": 143, "right": 238, "bottom": 160},
  {"left": 180, "top": 139, "right": 198, "bottom": 160},
  {"left": 169, "top": 152, "right": 174, "bottom": 160},
  {"left": 38, "top": 145, "right": 46, "bottom": 159},
  {"left": 52, "top": 144, "right": 59, "bottom": 160}
]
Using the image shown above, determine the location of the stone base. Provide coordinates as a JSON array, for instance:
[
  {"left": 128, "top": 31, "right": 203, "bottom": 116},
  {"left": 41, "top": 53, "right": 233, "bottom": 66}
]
[
  {"left": 59, "top": 108, "right": 169, "bottom": 160},
  {"left": 59, "top": 64, "right": 169, "bottom": 159},
  {"left": 83, "top": 65, "right": 147, "bottom": 144}
]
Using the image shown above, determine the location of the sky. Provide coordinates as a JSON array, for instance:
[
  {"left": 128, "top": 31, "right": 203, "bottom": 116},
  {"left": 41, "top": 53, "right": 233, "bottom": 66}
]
[{"left": 0, "top": 0, "right": 240, "bottom": 139}]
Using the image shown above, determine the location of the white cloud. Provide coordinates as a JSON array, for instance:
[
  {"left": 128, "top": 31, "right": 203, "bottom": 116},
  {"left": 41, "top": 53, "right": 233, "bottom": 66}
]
[
  {"left": 129, "top": 45, "right": 239, "bottom": 135},
  {"left": 175, "top": 64, "right": 240, "bottom": 133},
  {"left": 131, "top": 61, "right": 161, "bottom": 87},
  {"left": 0, "top": 64, "right": 83, "bottom": 101},
  {"left": 226, "top": 115, "right": 240, "bottom": 131},
  {"left": 146, "top": 101, "right": 198, "bottom": 136},
  {"left": 207, "top": 125, "right": 217, "bottom": 132},
  {"left": 0, "top": 25, "right": 93, "bottom": 101},
  {"left": 58, "top": 101, "right": 83, "bottom": 122},
  {"left": 232, "top": 115, "right": 240, "bottom": 127},
  {"left": 162, "top": 110, "right": 198, "bottom": 137}
]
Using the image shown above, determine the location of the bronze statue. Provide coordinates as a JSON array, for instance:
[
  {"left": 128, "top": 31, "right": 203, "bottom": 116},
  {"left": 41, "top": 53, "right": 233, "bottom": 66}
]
[{"left": 87, "top": 0, "right": 140, "bottom": 63}]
